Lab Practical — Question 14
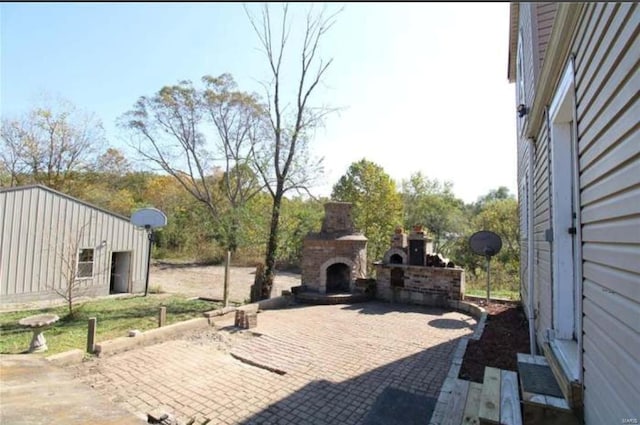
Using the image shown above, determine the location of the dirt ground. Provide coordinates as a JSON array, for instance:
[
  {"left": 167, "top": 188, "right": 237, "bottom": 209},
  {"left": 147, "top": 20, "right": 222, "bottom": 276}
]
[
  {"left": 458, "top": 301, "right": 530, "bottom": 382},
  {"left": 149, "top": 262, "right": 301, "bottom": 303}
]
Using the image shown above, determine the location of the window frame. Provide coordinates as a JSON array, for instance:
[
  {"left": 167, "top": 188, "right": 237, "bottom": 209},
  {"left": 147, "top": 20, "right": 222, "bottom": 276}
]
[{"left": 76, "top": 248, "right": 95, "bottom": 279}]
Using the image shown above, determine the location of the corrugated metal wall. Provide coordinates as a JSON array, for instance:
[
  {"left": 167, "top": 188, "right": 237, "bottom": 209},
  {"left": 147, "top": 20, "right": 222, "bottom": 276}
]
[
  {"left": 0, "top": 186, "right": 149, "bottom": 303},
  {"left": 571, "top": 3, "right": 640, "bottom": 423}
]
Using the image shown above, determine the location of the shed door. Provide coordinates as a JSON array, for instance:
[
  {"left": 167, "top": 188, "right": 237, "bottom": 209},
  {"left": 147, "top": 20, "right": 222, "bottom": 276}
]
[{"left": 110, "top": 252, "right": 131, "bottom": 293}]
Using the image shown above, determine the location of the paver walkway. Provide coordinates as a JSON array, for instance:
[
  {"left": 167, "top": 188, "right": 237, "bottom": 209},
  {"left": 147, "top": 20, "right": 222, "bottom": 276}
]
[{"left": 72, "top": 302, "right": 476, "bottom": 424}]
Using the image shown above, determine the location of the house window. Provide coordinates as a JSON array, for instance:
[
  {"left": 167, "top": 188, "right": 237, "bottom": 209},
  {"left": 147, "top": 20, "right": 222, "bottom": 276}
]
[
  {"left": 77, "top": 248, "right": 94, "bottom": 278},
  {"left": 517, "top": 31, "right": 526, "bottom": 106}
]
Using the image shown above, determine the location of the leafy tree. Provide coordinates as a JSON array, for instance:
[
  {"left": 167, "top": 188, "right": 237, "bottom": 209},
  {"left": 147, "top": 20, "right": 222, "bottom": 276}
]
[
  {"left": 472, "top": 185, "right": 513, "bottom": 213},
  {"left": 120, "top": 76, "right": 264, "bottom": 254},
  {"left": 203, "top": 74, "right": 266, "bottom": 251},
  {"left": 401, "top": 172, "right": 465, "bottom": 254},
  {"left": 94, "top": 147, "right": 132, "bottom": 176},
  {"left": 448, "top": 188, "right": 520, "bottom": 293},
  {"left": 276, "top": 196, "right": 324, "bottom": 268},
  {"left": 245, "top": 4, "right": 341, "bottom": 298},
  {"left": 332, "top": 159, "right": 403, "bottom": 271},
  {"left": 0, "top": 99, "right": 105, "bottom": 190}
]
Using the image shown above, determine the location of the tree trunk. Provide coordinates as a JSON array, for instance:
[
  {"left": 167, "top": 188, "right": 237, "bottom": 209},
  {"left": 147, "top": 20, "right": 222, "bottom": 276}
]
[{"left": 262, "top": 190, "right": 283, "bottom": 299}]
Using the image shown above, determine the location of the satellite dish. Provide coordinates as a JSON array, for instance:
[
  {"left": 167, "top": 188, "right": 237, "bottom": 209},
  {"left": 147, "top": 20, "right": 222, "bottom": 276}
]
[
  {"left": 469, "top": 230, "right": 502, "bottom": 303},
  {"left": 469, "top": 230, "right": 502, "bottom": 257},
  {"left": 131, "top": 208, "right": 167, "bottom": 229}
]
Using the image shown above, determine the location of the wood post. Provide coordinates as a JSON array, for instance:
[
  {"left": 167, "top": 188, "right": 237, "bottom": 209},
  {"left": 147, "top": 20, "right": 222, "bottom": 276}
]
[
  {"left": 223, "top": 250, "right": 231, "bottom": 307},
  {"left": 158, "top": 306, "right": 166, "bottom": 327},
  {"left": 87, "top": 317, "right": 97, "bottom": 353}
]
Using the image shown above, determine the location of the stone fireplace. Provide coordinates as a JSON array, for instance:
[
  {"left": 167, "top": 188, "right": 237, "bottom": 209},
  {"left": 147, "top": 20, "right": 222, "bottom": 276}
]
[{"left": 301, "top": 202, "right": 367, "bottom": 294}]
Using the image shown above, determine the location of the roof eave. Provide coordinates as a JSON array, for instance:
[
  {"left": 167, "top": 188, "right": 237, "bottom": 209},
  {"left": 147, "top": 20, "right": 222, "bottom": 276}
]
[{"left": 507, "top": 2, "right": 520, "bottom": 83}]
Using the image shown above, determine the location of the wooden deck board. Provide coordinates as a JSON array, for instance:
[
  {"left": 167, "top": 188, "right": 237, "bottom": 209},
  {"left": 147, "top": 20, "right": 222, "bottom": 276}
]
[
  {"left": 500, "top": 370, "right": 523, "bottom": 425},
  {"left": 442, "top": 379, "right": 470, "bottom": 425},
  {"left": 462, "top": 382, "right": 482, "bottom": 425},
  {"left": 479, "top": 367, "right": 501, "bottom": 424}
]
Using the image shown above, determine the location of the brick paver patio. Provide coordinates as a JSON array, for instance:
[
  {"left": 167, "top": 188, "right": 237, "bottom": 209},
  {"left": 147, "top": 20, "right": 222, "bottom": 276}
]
[{"left": 73, "top": 302, "right": 476, "bottom": 424}]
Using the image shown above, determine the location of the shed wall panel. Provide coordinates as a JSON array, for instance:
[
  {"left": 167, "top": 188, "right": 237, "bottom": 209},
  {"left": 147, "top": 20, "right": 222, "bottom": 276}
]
[{"left": 0, "top": 186, "right": 150, "bottom": 303}]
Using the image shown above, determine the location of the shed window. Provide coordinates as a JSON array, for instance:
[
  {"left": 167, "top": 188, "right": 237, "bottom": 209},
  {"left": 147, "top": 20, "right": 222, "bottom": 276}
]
[{"left": 77, "top": 248, "right": 94, "bottom": 278}]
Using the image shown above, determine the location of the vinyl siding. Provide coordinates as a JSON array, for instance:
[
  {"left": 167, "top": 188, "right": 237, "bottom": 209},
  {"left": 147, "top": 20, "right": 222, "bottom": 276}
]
[
  {"left": 532, "top": 119, "right": 552, "bottom": 343},
  {"left": 515, "top": 3, "right": 639, "bottom": 420},
  {"left": 516, "top": 3, "right": 553, "bottom": 317},
  {"left": 536, "top": 3, "right": 558, "bottom": 72},
  {"left": 575, "top": 5, "right": 640, "bottom": 421},
  {"left": 0, "top": 186, "right": 149, "bottom": 303},
  {"left": 517, "top": 133, "right": 530, "bottom": 305}
]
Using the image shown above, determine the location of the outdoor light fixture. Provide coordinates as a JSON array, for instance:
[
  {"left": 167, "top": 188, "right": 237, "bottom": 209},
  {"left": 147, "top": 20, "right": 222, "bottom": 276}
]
[{"left": 517, "top": 103, "right": 529, "bottom": 117}]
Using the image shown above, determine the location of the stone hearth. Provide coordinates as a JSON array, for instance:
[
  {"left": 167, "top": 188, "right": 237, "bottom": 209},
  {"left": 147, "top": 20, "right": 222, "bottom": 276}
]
[{"left": 301, "top": 202, "right": 367, "bottom": 294}]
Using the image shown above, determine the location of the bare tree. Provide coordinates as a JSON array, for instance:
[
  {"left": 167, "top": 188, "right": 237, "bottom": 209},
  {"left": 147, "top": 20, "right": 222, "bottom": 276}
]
[
  {"left": 0, "top": 99, "right": 105, "bottom": 190},
  {"left": 120, "top": 76, "right": 265, "bottom": 252},
  {"left": 47, "top": 219, "right": 104, "bottom": 318},
  {"left": 202, "top": 74, "right": 266, "bottom": 251},
  {"left": 245, "top": 3, "right": 340, "bottom": 298}
]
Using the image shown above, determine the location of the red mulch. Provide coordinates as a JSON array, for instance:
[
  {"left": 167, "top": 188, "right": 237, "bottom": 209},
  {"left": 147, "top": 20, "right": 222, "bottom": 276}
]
[{"left": 459, "top": 300, "right": 531, "bottom": 383}]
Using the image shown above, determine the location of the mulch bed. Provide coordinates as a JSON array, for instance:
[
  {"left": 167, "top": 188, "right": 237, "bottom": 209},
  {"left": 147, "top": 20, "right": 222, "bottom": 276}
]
[{"left": 459, "top": 300, "right": 530, "bottom": 383}]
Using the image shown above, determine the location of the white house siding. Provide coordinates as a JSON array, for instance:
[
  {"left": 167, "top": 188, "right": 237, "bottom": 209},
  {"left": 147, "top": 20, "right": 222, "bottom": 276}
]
[
  {"left": 0, "top": 186, "right": 149, "bottom": 304},
  {"left": 571, "top": 3, "right": 640, "bottom": 423},
  {"left": 518, "top": 3, "right": 538, "bottom": 110},
  {"left": 531, "top": 120, "right": 552, "bottom": 344},
  {"left": 515, "top": 2, "right": 558, "bottom": 341},
  {"left": 536, "top": 3, "right": 558, "bottom": 72},
  {"left": 514, "top": 2, "right": 639, "bottom": 422}
]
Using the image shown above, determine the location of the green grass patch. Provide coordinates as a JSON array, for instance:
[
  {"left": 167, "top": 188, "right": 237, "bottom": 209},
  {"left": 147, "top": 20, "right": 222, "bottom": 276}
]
[
  {"left": 0, "top": 295, "right": 221, "bottom": 356},
  {"left": 465, "top": 288, "right": 520, "bottom": 301}
]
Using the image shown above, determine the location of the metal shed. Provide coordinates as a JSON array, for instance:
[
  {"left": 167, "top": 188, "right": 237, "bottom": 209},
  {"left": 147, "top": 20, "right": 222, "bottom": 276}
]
[{"left": 0, "top": 185, "right": 150, "bottom": 304}]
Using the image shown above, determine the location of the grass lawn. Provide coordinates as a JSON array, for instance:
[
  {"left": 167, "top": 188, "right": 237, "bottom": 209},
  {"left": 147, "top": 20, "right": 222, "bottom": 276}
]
[
  {"left": 0, "top": 295, "right": 222, "bottom": 356},
  {"left": 465, "top": 288, "right": 520, "bottom": 301}
]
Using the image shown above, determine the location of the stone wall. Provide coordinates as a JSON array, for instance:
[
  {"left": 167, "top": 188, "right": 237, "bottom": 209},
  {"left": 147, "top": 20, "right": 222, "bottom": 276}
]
[{"left": 374, "top": 263, "right": 465, "bottom": 307}]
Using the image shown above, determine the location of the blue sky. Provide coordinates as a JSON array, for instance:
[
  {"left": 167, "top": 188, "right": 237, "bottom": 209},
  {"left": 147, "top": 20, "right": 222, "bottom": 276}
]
[{"left": 1, "top": 2, "right": 516, "bottom": 203}]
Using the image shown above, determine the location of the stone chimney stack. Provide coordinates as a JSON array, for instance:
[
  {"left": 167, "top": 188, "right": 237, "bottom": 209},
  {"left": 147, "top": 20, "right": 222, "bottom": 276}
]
[
  {"left": 321, "top": 202, "right": 355, "bottom": 234},
  {"left": 391, "top": 226, "right": 407, "bottom": 249}
]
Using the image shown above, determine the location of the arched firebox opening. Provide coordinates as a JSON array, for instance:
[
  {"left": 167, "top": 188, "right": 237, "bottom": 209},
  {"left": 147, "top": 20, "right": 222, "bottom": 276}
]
[
  {"left": 326, "top": 263, "right": 351, "bottom": 293},
  {"left": 390, "top": 254, "right": 403, "bottom": 264}
]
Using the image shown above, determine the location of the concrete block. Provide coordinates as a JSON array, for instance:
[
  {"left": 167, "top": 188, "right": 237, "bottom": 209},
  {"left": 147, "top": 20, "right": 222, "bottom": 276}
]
[{"left": 96, "top": 317, "right": 211, "bottom": 357}]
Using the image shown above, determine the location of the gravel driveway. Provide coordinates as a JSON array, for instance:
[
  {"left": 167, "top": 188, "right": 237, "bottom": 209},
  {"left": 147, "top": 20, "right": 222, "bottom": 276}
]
[{"left": 149, "top": 263, "right": 301, "bottom": 302}]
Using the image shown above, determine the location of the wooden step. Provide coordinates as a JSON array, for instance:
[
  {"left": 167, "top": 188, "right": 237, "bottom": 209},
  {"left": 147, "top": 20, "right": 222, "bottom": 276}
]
[
  {"left": 461, "top": 382, "right": 482, "bottom": 425},
  {"left": 517, "top": 353, "right": 579, "bottom": 425},
  {"left": 500, "top": 370, "right": 522, "bottom": 425},
  {"left": 479, "top": 367, "right": 501, "bottom": 424},
  {"left": 478, "top": 367, "right": 523, "bottom": 425}
]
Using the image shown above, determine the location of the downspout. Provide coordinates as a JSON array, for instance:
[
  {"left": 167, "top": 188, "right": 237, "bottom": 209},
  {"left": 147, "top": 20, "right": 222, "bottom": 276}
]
[{"left": 527, "top": 137, "right": 536, "bottom": 355}]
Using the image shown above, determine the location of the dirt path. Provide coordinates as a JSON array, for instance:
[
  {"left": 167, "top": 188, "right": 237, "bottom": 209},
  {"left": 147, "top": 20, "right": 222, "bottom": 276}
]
[{"left": 149, "top": 263, "right": 301, "bottom": 302}]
